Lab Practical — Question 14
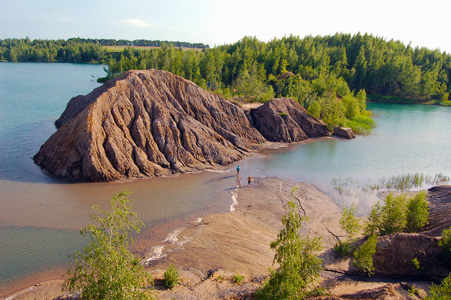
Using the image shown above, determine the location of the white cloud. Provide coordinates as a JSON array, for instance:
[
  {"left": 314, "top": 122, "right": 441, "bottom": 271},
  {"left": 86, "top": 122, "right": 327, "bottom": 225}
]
[
  {"left": 58, "top": 17, "right": 72, "bottom": 22},
  {"left": 124, "top": 19, "right": 152, "bottom": 27}
]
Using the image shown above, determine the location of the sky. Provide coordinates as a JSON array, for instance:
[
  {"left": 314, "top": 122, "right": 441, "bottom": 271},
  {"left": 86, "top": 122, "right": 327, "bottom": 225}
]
[{"left": 1, "top": 0, "right": 450, "bottom": 53}]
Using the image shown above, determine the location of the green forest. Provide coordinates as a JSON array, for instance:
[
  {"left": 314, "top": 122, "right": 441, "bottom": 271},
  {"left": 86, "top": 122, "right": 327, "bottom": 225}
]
[
  {"left": 2, "top": 34, "right": 451, "bottom": 133},
  {"left": 0, "top": 38, "right": 208, "bottom": 63}
]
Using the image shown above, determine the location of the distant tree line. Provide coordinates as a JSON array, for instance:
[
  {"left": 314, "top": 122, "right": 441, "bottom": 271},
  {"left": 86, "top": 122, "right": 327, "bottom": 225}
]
[
  {"left": 67, "top": 37, "right": 209, "bottom": 49},
  {"left": 0, "top": 38, "right": 108, "bottom": 63},
  {"left": 0, "top": 37, "right": 209, "bottom": 63}
]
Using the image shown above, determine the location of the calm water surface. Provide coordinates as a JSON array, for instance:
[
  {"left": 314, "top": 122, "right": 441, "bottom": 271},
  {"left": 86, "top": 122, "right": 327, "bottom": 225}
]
[{"left": 1, "top": 63, "right": 450, "bottom": 293}]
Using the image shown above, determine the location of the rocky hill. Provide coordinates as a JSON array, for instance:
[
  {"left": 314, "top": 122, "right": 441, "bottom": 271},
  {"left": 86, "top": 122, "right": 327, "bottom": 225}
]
[{"left": 33, "top": 69, "right": 330, "bottom": 182}]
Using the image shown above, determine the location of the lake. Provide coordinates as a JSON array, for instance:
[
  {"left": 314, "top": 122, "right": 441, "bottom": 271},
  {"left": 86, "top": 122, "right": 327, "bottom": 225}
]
[{"left": 0, "top": 62, "right": 450, "bottom": 295}]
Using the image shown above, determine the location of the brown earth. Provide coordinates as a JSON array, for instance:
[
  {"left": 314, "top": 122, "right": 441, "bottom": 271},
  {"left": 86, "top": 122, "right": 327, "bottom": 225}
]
[
  {"left": 7, "top": 181, "right": 450, "bottom": 299},
  {"left": 34, "top": 69, "right": 330, "bottom": 182}
]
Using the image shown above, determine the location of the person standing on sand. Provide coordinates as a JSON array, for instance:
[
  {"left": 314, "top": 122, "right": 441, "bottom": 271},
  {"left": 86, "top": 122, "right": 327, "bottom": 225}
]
[
  {"left": 237, "top": 165, "right": 240, "bottom": 174},
  {"left": 248, "top": 175, "right": 252, "bottom": 186}
]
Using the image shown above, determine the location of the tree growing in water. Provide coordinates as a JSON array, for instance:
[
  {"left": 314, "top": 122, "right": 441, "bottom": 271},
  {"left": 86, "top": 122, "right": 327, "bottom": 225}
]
[{"left": 63, "top": 190, "right": 153, "bottom": 299}]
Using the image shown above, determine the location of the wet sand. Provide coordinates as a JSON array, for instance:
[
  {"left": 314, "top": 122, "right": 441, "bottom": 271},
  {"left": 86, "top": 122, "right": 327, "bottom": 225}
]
[
  {"left": 5, "top": 176, "right": 345, "bottom": 299},
  {"left": 6, "top": 176, "right": 436, "bottom": 299},
  {"left": 147, "top": 176, "right": 343, "bottom": 275}
]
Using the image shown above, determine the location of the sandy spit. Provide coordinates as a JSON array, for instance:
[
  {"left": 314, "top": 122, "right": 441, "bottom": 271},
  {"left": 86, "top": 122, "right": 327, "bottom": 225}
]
[{"left": 5, "top": 177, "right": 430, "bottom": 299}]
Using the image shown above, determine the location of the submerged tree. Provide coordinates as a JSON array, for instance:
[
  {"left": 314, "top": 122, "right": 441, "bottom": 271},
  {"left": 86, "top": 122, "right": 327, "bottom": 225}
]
[
  {"left": 63, "top": 190, "right": 153, "bottom": 299},
  {"left": 256, "top": 196, "right": 323, "bottom": 299}
]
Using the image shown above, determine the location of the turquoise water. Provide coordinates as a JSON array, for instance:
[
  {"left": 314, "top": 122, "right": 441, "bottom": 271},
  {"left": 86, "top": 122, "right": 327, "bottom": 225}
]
[
  {"left": 0, "top": 63, "right": 104, "bottom": 183},
  {"left": 0, "top": 63, "right": 450, "bottom": 293}
]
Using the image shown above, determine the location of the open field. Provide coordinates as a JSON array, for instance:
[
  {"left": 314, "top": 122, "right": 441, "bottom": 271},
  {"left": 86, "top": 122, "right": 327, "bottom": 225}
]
[{"left": 104, "top": 45, "right": 204, "bottom": 52}]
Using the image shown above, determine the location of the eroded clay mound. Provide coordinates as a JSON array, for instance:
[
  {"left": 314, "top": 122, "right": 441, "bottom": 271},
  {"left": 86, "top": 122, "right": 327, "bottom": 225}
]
[{"left": 34, "top": 70, "right": 330, "bottom": 182}]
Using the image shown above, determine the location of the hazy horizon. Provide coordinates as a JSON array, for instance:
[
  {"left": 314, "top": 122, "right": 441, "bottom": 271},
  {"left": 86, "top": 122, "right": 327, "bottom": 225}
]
[{"left": 2, "top": 0, "right": 451, "bottom": 53}]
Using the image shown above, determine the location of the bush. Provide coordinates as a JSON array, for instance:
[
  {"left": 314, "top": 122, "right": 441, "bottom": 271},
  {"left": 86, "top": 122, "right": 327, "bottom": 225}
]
[
  {"left": 439, "top": 227, "right": 451, "bottom": 264},
  {"left": 334, "top": 240, "right": 353, "bottom": 256},
  {"left": 412, "top": 257, "right": 421, "bottom": 271},
  {"left": 256, "top": 200, "right": 323, "bottom": 299},
  {"left": 346, "top": 114, "right": 376, "bottom": 135},
  {"left": 439, "top": 227, "right": 451, "bottom": 252},
  {"left": 364, "top": 201, "right": 383, "bottom": 237},
  {"left": 380, "top": 193, "right": 407, "bottom": 235},
  {"left": 216, "top": 274, "right": 225, "bottom": 281},
  {"left": 365, "top": 192, "right": 431, "bottom": 237},
  {"left": 353, "top": 235, "right": 378, "bottom": 276},
  {"left": 406, "top": 191, "right": 429, "bottom": 232},
  {"left": 426, "top": 273, "right": 451, "bottom": 299},
  {"left": 340, "top": 203, "right": 361, "bottom": 240},
  {"left": 335, "top": 203, "right": 361, "bottom": 256},
  {"left": 63, "top": 190, "right": 153, "bottom": 300},
  {"left": 232, "top": 272, "right": 245, "bottom": 284},
  {"left": 164, "top": 264, "right": 180, "bottom": 289},
  {"left": 364, "top": 193, "right": 413, "bottom": 236}
]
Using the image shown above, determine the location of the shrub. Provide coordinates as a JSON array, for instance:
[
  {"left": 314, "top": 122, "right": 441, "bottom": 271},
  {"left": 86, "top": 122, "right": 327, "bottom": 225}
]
[
  {"left": 216, "top": 274, "right": 225, "bottom": 281},
  {"left": 340, "top": 203, "right": 361, "bottom": 240},
  {"left": 345, "top": 114, "right": 375, "bottom": 135},
  {"left": 63, "top": 190, "right": 154, "bottom": 300},
  {"left": 439, "top": 227, "right": 451, "bottom": 252},
  {"left": 408, "top": 285, "right": 420, "bottom": 297},
  {"left": 256, "top": 200, "right": 323, "bottom": 299},
  {"left": 364, "top": 193, "right": 410, "bottom": 236},
  {"left": 353, "top": 235, "right": 378, "bottom": 276},
  {"left": 412, "top": 257, "right": 421, "bottom": 270},
  {"left": 335, "top": 203, "right": 361, "bottom": 256},
  {"left": 232, "top": 272, "right": 245, "bottom": 284},
  {"left": 426, "top": 273, "right": 451, "bottom": 299},
  {"left": 364, "top": 201, "right": 383, "bottom": 237},
  {"left": 164, "top": 264, "right": 180, "bottom": 289},
  {"left": 406, "top": 191, "right": 429, "bottom": 232},
  {"left": 439, "top": 227, "right": 451, "bottom": 264},
  {"left": 365, "top": 192, "right": 431, "bottom": 237},
  {"left": 380, "top": 193, "right": 407, "bottom": 235},
  {"left": 334, "top": 240, "right": 353, "bottom": 256}
]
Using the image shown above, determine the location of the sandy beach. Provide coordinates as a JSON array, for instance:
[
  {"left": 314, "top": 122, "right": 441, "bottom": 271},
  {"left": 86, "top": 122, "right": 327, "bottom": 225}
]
[
  {"left": 5, "top": 176, "right": 341, "bottom": 299},
  {"left": 5, "top": 177, "right": 434, "bottom": 299}
]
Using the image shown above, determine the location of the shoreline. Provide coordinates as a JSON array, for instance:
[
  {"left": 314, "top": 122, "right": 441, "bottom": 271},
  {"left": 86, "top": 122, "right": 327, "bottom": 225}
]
[
  {"left": 5, "top": 176, "right": 346, "bottom": 299},
  {"left": 0, "top": 138, "right": 332, "bottom": 299},
  {"left": 5, "top": 176, "right": 443, "bottom": 299},
  {"left": 4, "top": 176, "right": 338, "bottom": 298}
]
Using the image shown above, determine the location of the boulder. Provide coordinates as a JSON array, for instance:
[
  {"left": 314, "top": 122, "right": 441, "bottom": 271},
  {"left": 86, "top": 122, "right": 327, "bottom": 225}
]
[
  {"left": 333, "top": 126, "right": 356, "bottom": 139},
  {"left": 373, "top": 233, "right": 448, "bottom": 281}
]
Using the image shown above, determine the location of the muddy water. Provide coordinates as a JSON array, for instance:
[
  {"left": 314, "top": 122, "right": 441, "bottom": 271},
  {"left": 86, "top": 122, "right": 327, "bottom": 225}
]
[{"left": 0, "top": 168, "right": 241, "bottom": 291}]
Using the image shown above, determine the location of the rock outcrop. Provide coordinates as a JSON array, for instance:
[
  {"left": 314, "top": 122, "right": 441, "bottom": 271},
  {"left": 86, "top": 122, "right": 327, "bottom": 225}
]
[
  {"left": 251, "top": 97, "right": 330, "bottom": 142},
  {"left": 423, "top": 185, "right": 451, "bottom": 236},
  {"left": 333, "top": 126, "right": 356, "bottom": 139},
  {"left": 34, "top": 69, "right": 330, "bottom": 182},
  {"left": 371, "top": 186, "right": 451, "bottom": 281},
  {"left": 373, "top": 233, "right": 447, "bottom": 280}
]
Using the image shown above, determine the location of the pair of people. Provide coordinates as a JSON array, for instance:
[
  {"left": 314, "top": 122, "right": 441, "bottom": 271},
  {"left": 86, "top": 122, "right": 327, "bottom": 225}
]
[{"left": 236, "top": 165, "right": 252, "bottom": 186}]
